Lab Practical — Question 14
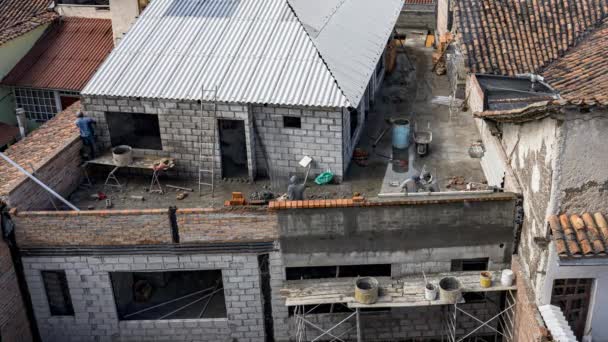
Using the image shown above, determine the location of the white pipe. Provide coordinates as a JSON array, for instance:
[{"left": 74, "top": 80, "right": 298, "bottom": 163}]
[
  {"left": 0, "top": 152, "right": 80, "bottom": 211},
  {"left": 378, "top": 190, "right": 496, "bottom": 198}
]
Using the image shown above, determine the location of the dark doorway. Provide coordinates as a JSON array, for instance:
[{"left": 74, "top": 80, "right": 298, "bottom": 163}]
[
  {"left": 218, "top": 119, "right": 248, "bottom": 178},
  {"left": 60, "top": 96, "right": 79, "bottom": 110},
  {"left": 551, "top": 278, "right": 593, "bottom": 340}
]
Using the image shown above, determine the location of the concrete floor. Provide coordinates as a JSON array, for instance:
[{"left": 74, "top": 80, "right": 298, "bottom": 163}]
[
  {"left": 348, "top": 31, "right": 485, "bottom": 195},
  {"left": 69, "top": 33, "right": 485, "bottom": 210}
]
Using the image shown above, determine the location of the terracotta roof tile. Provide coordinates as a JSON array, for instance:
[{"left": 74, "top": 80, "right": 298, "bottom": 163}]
[
  {"left": 454, "top": 0, "right": 608, "bottom": 76},
  {"left": 0, "top": 102, "right": 80, "bottom": 200},
  {"left": 543, "top": 20, "right": 608, "bottom": 98},
  {"left": 549, "top": 212, "right": 608, "bottom": 259},
  {"left": 2, "top": 17, "right": 113, "bottom": 91},
  {"left": 0, "top": 0, "right": 58, "bottom": 45}
]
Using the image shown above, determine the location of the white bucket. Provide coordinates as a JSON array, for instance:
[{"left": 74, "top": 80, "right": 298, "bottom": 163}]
[
  {"left": 501, "top": 269, "right": 514, "bottom": 287},
  {"left": 424, "top": 283, "right": 438, "bottom": 301}
]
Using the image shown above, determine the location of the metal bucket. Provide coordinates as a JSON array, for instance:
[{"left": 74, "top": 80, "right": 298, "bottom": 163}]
[
  {"left": 392, "top": 119, "right": 411, "bottom": 149},
  {"left": 355, "top": 277, "right": 379, "bottom": 304},
  {"left": 439, "top": 277, "right": 462, "bottom": 303},
  {"left": 112, "top": 145, "right": 133, "bottom": 166}
]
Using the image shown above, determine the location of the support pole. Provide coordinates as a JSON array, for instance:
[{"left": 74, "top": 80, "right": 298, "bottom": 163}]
[
  {"left": 356, "top": 308, "right": 361, "bottom": 342},
  {"left": 0, "top": 152, "right": 80, "bottom": 211}
]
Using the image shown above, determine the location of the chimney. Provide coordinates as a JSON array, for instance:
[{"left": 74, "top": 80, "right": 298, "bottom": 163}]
[
  {"left": 110, "top": 0, "right": 147, "bottom": 45},
  {"left": 15, "top": 108, "right": 27, "bottom": 138}
]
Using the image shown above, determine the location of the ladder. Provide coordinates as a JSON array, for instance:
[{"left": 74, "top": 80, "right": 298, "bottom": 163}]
[{"left": 198, "top": 85, "right": 218, "bottom": 197}]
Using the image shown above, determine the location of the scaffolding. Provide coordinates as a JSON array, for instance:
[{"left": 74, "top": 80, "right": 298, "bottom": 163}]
[
  {"left": 282, "top": 272, "right": 517, "bottom": 342},
  {"left": 198, "top": 85, "right": 218, "bottom": 197}
]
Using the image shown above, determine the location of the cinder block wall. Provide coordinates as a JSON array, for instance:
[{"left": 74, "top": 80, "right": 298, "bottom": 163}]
[
  {"left": 0, "top": 239, "right": 33, "bottom": 342},
  {"left": 23, "top": 253, "right": 266, "bottom": 342},
  {"left": 252, "top": 105, "right": 345, "bottom": 179},
  {"left": 83, "top": 96, "right": 348, "bottom": 180}
]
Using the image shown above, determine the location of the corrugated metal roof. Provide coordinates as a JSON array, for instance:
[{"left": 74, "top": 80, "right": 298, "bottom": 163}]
[
  {"left": 83, "top": 0, "right": 349, "bottom": 107},
  {"left": 289, "top": 0, "right": 404, "bottom": 106},
  {"left": 1, "top": 17, "right": 113, "bottom": 91}
]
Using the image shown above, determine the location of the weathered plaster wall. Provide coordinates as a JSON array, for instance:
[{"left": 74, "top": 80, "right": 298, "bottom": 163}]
[
  {"left": 557, "top": 113, "right": 608, "bottom": 213},
  {"left": 109, "top": 0, "right": 140, "bottom": 44},
  {"left": 501, "top": 118, "right": 560, "bottom": 294},
  {"left": 54, "top": 5, "right": 112, "bottom": 19},
  {"left": 436, "top": 0, "right": 450, "bottom": 36}
]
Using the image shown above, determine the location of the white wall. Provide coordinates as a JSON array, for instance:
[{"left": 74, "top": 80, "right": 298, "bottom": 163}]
[
  {"left": 109, "top": 0, "right": 140, "bottom": 44},
  {"left": 55, "top": 4, "right": 112, "bottom": 19},
  {"left": 541, "top": 243, "right": 608, "bottom": 341}
]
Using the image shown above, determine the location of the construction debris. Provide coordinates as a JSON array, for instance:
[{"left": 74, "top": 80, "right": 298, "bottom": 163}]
[
  {"left": 167, "top": 185, "right": 194, "bottom": 192},
  {"left": 432, "top": 32, "right": 453, "bottom": 75},
  {"left": 130, "top": 195, "right": 145, "bottom": 201},
  {"left": 176, "top": 193, "right": 188, "bottom": 200}
]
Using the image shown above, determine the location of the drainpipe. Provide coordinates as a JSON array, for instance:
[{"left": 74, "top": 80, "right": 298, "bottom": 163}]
[{"left": 1, "top": 206, "right": 41, "bottom": 342}]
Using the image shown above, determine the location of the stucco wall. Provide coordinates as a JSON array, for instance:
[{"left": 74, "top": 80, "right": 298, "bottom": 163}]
[
  {"left": 0, "top": 25, "right": 50, "bottom": 125},
  {"left": 109, "top": 0, "right": 140, "bottom": 44},
  {"left": 501, "top": 118, "right": 559, "bottom": 294},
  {"left": 436, "top": 0, "right": 450, "bottom": 36},
  {"left": 557, "top": 113, "right": 608, "bottom": 213},
  {"left": 54, "top": 5, "right": 112, "bottom": 19}
]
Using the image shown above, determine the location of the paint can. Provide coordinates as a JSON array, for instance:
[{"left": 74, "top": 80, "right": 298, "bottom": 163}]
[
  {"left": 480, "top": 271, "right": 492, "bottom": 288},
  {"left": 424, "top": 283, "right": 438, "bottom": 301}
]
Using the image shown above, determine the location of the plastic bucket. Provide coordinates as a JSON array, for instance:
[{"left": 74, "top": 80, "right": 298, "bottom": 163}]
[
  {"left": 439, "top": 277, "right": 462, "bottom": 303},
  {"left": 355, "top": 277, "right": 379, "bottom": 304},
  {"left": 501, "top": 269, "right": 514, "bottom": 286},
  {"left": 425, "top": 283, "right": 438, "bottom": 301},
  {"left": 392, "top": 119, "right": 411, "bottom": 149},
  {"left": 112, "top": 145, "right": 133, "bottom": 167}
]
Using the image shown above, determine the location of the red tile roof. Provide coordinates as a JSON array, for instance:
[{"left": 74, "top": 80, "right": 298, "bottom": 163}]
[
  {"left": 543, "top": 20, "right": 608, "bottom": 99},
  {"left": 0, "top": 102, "right": 80, "bottom": 199},
  {"left": 0, "top": 0, "right": 58, "bottom": 45},
  {"left": 549, "top": 213, "right": 608, "bottom": 259},
  {"left": 0, "top": 122, "right": 20, "bottom": 147},
  {"left": 454, "top": 0, "right": 608, "bottom": 76},
  {"left": 404, "top": 0, "right": 434, "bottom": 4},
  {"left": 1, "top": 17, "right": 113, "bottom": 91}
]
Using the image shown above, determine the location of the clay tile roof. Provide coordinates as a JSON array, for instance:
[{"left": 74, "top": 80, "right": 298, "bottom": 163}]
[
  {"left": 454, "top": 0, "right": 608, "bottom": 77},
  {"left": 549, "top": 212, "right": 608, "bottom": 259},
  {"left": 0, "top": 102, "right": 80, "bottom": 200},
  {"left": 1, "top": 17, "right": 113, "bottom": 91},
  {"left": 0, "top": 0, "right": 58, "bottom": 45},
  {"left": 543, "top": 20, "right": 608, "bottom": 98}
]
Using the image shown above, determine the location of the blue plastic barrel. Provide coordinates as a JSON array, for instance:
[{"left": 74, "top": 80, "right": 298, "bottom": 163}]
[{"left": 392, "top": 119, "right": 410, "bottom": 149}]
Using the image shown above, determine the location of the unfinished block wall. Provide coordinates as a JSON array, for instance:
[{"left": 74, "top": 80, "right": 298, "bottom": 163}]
[
  {"left": 23, "top": 253, "right": 266, "bottom": 342},
  {"left": 83, "top": 96, "right": 255, "bottom": 179},
  {"left": 83, "top": 96, "right": 349, "bottom": 180},
  {"left": 252, "top": 105, "right": 345, "bottom": 180},
  {"left": 0, "top": 239, "right": 33, "bottom": 342}
]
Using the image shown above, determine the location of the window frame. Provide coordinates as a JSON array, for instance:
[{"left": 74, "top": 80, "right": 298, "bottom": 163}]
[
  {"left": 283, "top": 116, "right": 302, "bottom": 129},
  {"left": 41, "top": 270, "right": 74, "bottom": 316}
]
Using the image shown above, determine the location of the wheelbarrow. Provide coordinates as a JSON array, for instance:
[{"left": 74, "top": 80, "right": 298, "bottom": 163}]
[{"left": 414, "top": 128, "right": 432, "bottom": 157}]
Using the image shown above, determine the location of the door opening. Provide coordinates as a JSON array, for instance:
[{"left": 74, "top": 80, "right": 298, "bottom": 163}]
[{"left": 218, "top": 119, "right": 249, "bottom": 178}]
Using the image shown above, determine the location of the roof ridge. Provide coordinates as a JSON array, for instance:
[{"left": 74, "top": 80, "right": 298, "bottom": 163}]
[{"left": 284, "top": 0, "right": 351, "bottom": 107}]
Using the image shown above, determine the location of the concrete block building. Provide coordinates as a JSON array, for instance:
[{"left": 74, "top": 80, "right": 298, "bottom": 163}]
[{"left": 81, "top": 0, "right": 404, "bottom": 180}]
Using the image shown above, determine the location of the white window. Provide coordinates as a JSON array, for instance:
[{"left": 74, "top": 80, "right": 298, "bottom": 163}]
[{"left": 13, "top": 88, "right": 58, "bottom": 122}]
